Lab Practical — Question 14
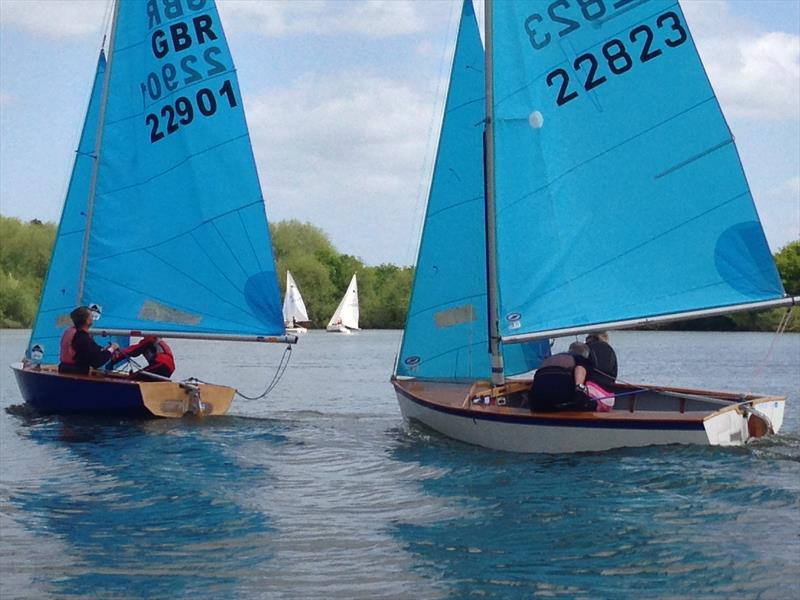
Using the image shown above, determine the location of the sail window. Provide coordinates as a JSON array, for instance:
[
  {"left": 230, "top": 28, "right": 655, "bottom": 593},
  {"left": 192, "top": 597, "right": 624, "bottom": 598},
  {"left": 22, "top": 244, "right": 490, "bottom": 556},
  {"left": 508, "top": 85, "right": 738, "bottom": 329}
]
[
  {"left": 139, "top": 300, "right": 201, "bottom": 325},
  {"left": 434, "top": 304, "right": 477, "bottom": 328}
]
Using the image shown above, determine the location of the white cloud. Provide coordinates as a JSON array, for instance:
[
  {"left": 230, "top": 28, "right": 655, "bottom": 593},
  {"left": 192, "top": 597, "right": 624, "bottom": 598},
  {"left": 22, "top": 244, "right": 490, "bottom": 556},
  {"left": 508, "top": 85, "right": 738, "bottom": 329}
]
[
  {"left": 245, "top": 71, "right": 442, "bottom": 264},
  {"left": 218, "top": 0, "right": 428, "bottom": 38},
  {"left": 683, "top": 0, "right": 800, "bottom": 120},
  {"left": 757, "top": 176, "right": 800, "bottom": 250},
  {"left": 0, "top": 0, "right": 108, "bottom": 38}
]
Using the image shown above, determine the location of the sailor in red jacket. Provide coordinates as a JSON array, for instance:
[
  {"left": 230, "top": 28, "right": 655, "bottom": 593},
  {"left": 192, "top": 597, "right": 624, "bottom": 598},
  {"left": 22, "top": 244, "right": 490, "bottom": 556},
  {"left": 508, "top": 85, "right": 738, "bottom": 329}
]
[
  {"left": 59, "top": 306, "right": 119, "bottom": 375},
  {"left": 112, "top": 336, "right": 175, "bottom": 380}
]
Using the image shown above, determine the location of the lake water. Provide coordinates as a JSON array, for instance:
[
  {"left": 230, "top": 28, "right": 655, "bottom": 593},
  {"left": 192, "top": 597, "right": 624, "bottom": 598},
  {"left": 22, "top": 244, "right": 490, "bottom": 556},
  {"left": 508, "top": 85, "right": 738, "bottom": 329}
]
[{"left": 1, "top": 329, "right": 798, "bottom": 599}]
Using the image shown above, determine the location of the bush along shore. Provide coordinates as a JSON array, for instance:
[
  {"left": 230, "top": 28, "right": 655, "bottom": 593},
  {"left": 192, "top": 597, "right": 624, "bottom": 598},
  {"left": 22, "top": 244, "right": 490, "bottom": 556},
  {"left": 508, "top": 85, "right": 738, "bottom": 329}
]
[{"left": 1, "top": 215, "right": 797, "bottom": 331}]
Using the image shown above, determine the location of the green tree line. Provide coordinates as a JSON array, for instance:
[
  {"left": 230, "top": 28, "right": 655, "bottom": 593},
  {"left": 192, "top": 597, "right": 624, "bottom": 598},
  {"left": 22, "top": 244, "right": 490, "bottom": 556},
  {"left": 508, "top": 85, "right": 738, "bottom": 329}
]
[
  {"left": 0, "top": 216, "right": 414, "bottom": 329},
  {"left": 0, "top": 217, "right": 55, "bottom": 328},
  {"left": 1, "top": 214, "right": 798, "bottom": 332}
]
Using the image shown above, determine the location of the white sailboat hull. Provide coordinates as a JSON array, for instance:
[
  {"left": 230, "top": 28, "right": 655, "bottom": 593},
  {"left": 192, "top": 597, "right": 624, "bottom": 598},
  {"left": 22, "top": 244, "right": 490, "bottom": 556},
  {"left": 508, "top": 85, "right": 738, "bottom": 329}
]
[
  {"left": 326, "top": 324, "right": 355, "bottom": 334},
  {"left": 285, "top": 326, "right": 308, "bottom": 334},
  {"left": 393, "top": 379, "right": 785, "bottom": 454}
]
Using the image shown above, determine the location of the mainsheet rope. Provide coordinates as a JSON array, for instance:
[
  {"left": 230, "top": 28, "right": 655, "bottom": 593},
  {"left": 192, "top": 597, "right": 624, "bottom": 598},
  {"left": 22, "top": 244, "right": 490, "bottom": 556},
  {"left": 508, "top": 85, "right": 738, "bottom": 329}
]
[
  {"left": 747, "top": 306, "right": 794, "bottom": 396},
  {"left": 115, "top": 344, "right": 294, "bottom": 401},
  {"left": 184, "top": 344, "right": 293, "bottom": 400},
  {"left": 229, "top": 344, "right": 293, "bottom": 401},
  {"left": 569, "top": 306, "right": 795, "bottom": 400}
]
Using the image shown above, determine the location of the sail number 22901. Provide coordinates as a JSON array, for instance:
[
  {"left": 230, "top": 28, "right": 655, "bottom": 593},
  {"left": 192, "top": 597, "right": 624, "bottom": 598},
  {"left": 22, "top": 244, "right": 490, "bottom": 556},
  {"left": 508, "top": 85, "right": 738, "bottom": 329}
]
[
  {"left": 145, "top": 79, "right": 237, "bottom": 143},
  {"left": 543, "top": 11, "right": 688, "bottom": 107}
]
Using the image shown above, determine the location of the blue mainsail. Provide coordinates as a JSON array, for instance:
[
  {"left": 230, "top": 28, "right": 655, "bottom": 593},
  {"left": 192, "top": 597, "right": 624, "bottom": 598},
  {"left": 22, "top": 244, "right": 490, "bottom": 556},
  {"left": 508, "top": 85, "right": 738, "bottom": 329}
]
[
  {"left": 27, "top": 53, "right": 128, "bottom": 363},
  {"left": 491, "top": 0, "right": 784, "bottom": 340},
  {"left": 82, "top": 0, "right": 284, "bottom": 336},
  {"left": 397, "top": 0, "right": 549, "bottom": 380}
]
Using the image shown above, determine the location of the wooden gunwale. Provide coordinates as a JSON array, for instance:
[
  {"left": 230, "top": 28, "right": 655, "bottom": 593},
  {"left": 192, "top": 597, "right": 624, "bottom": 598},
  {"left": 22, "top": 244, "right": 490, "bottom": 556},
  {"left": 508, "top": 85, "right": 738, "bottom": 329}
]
[{"left": 21, "top": 363, "right": 139, "bottom": 384}]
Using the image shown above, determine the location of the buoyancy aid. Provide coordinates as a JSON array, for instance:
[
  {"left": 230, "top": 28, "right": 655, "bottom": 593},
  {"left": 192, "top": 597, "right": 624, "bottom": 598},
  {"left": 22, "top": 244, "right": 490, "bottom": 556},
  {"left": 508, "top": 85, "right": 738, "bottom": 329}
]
[
  {"left": 118, "top": 336, "right": 175, "bottom": 375},
  {"left": 151, "top": 339, "right": 175, "bottom": 373},
  {"left": 59, "top": 328, "right": 78, "bottom": 364}
]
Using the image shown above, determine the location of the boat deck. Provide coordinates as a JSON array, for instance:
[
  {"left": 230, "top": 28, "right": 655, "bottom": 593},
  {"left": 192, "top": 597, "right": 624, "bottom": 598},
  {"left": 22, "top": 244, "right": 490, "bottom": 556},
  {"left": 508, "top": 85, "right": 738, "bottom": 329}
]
[{"left": 392, "top": 377, "right": 773, "bottom": 425}]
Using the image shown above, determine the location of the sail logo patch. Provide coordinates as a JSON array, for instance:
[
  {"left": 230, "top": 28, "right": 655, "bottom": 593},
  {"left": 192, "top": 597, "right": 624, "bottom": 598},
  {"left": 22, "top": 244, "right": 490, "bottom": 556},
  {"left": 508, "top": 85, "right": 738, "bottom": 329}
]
[
  {"left": 404, "top": 356, "right": 421, "bottom": 367},
  {"left": 29, "top": 344, "right": 44, "bottom": 362},
  {"left": 506, "top": 312, "right": 522, "bottom": 330},
  {"left": 88, "top": 303, "right": 102, "bottom": 321}
]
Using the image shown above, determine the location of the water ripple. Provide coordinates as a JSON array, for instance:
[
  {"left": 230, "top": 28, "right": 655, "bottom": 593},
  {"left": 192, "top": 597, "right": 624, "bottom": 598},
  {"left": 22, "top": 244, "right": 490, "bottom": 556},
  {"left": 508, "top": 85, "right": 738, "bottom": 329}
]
[{"left": 1, "top": 330, "right": 798, "bottom": 599}]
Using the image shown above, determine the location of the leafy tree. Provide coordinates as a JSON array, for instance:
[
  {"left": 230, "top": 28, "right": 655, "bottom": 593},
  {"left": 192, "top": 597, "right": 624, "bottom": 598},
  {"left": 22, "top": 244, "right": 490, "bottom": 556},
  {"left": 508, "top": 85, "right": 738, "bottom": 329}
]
[
  {"left": 0, "top": 217, "right": 55, "bottom": 327},
  {"left": 774, "top": 240, "right": 800, "bottom": 296}
]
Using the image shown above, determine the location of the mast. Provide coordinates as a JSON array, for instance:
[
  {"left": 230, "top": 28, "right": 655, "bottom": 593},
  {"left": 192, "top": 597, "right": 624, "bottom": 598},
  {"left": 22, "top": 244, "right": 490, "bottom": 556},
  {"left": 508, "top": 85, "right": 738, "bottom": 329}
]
[
  {"left": 483, "top": 0, "right": 505, "bottom": 386},
  {"left": 77, "top": 0, "right": 120, "bottom": 304}
]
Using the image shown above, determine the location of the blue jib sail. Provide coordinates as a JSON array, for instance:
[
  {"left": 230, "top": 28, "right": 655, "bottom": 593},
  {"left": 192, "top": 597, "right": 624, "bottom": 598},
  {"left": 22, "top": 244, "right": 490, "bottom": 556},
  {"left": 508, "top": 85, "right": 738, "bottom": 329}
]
[
  {"left": 82, "top": 0, "right": 284, "bottom": 336},
  {"left": 491, "top": 0, "right": 785, "bottom": 339},
  {"left": 27, "top": 52, "right": 127, "bottom": 363},
  {"left": 397, "top": 0, "right": 549, "bottom": 380}
]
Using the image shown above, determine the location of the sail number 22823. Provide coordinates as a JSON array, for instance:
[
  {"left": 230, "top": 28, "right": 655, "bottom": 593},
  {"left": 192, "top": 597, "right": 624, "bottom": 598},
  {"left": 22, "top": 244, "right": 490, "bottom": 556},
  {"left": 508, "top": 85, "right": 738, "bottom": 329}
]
[
  {"left": 523, "top": 1, "right": 690, "bottom": 108},
  {"left": 545, "top": 11, "right": 687, "bottom": 107}
]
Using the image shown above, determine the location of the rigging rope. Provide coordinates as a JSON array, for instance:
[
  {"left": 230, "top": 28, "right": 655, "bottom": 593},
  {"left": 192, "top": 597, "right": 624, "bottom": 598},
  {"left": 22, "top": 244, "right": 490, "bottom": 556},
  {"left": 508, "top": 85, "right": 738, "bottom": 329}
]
[
  {"left": 185, "top": 344, "right": 293, "bottom": 401},
  {"left": 108, "top": 343, "right": 293, "bottom": 402},
  {"left": 232, "top": 345, "right": 293, "bottom": 400},
  {"left": 747, "top": 306, "right": 794, "bottom": 395}
]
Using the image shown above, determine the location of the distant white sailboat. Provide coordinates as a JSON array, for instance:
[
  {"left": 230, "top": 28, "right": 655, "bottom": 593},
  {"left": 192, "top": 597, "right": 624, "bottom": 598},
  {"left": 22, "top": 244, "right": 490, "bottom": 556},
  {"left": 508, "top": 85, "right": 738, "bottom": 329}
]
[
  {"left": 326, "top": 274, "right": 359, "bottom": 333},
  {"left": 283, "top": 271, "right": 309, "bottom": 334}
]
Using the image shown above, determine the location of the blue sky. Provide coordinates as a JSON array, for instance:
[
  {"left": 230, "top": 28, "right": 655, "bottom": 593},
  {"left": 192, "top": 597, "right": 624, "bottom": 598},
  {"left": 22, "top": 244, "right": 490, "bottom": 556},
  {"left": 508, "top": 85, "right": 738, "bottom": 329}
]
[{"left": 1, "top": 0, "right": 798, "bottom": 266}]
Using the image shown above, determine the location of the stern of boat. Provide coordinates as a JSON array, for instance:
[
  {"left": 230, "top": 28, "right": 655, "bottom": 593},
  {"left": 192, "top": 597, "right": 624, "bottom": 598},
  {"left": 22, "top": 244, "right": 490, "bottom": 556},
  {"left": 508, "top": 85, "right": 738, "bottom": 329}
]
[
  {"left": 139, "top": 381, "right": 235, "bottom": 417},
  {"left": 703, "top": 396, "right": 786, "bottom": 446}
]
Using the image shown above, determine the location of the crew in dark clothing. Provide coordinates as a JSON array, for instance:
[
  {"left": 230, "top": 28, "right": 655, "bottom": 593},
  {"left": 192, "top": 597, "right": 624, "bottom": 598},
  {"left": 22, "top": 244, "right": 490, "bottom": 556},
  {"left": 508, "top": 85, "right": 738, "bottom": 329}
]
[
  {"left": 58, "top": 306, "right": 118, "bottom": 375},
  {"left": 586, "top": 332, "right": 618, "bottom": 389},
  {"left": 111, "top": 336, "right": 175, "bottom": 381},
  {"left": 530, "top": 342, "right": 597, "bottom": 412}
]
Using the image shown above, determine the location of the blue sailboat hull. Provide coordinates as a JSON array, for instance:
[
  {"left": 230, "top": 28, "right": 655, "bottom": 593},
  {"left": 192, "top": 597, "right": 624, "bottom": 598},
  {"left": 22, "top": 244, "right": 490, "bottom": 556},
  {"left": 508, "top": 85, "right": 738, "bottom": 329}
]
[{"left": 11, "top": 363, "right": 151, "bottom": 417}]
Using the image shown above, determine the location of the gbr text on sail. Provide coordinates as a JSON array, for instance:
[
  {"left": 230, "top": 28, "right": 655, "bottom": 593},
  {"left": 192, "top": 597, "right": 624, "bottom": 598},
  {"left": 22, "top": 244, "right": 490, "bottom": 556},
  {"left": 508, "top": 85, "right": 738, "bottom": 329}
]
[{"left": 141, "top": 0, "right": 238, "bottom": 143}]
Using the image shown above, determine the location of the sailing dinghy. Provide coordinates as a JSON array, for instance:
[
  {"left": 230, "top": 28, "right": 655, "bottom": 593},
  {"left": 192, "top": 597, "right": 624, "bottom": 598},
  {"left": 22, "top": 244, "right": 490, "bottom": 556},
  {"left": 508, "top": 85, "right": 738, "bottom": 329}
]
[
  {"left": 392, "top": 0, "right": 797, "bottom": 453},
  {"left": 283, "top": 271, "right": 310, "bottom": 334},
  {"left": 326, "top": 274, "right": 360, "bottom": 333},
  {"left": 12, "top": 0, "right": 295, "bottom": 418}
]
